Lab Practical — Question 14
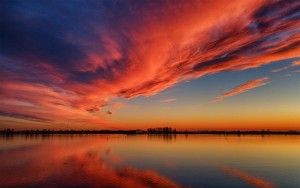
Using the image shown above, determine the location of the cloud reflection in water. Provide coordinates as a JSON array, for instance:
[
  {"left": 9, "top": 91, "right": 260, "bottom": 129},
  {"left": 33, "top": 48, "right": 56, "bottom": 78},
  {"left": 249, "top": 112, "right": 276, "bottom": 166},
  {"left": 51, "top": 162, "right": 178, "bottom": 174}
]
[{"left": 0, "top": 136, "right": 180, "bottom": 188}]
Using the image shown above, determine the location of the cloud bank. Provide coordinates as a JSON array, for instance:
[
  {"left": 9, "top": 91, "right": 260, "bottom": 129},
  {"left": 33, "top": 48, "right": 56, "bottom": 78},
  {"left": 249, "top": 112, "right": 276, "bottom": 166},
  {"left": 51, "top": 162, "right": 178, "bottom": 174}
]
[{"left": 0, "top": 0, "right": 299, "bottom": 126}]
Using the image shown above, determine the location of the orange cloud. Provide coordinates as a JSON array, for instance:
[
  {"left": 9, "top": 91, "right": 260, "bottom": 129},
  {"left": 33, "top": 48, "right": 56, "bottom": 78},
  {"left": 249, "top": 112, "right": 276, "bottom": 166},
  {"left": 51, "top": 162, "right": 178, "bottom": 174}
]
[
  {"left": 213, "top": 77, "right": 271, "bottom": 102},
  {"left": 220, "top": 166, "right": 275, "bottom": 188}
]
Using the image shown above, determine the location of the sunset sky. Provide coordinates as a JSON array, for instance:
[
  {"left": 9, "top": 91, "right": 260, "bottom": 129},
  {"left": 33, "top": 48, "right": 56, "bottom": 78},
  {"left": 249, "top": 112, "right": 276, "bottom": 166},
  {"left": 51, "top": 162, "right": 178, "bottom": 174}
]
[{"left": 1, "top": 0, "right": 300, "bottom": 130}]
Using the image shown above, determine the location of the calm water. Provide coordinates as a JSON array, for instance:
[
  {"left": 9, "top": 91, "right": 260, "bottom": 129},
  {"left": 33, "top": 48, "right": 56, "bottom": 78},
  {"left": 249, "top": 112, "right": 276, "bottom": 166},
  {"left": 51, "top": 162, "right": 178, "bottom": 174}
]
[{"left": 0, "top": 135, "right": 299, "bottom": 188}]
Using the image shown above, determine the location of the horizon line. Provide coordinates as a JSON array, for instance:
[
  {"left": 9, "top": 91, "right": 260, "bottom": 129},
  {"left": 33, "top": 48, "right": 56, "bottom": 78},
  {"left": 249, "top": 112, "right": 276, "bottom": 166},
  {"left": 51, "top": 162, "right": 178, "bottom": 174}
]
[{"left": 1, "top": 129, "right": 300, "bottom": 135}]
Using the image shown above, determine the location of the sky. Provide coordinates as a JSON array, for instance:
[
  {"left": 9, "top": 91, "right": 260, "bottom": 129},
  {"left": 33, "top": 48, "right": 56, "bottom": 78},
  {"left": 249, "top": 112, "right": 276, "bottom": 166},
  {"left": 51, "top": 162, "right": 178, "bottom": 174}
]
[{"left": 0, "top": 0, "right": 300, "bottom": 130}]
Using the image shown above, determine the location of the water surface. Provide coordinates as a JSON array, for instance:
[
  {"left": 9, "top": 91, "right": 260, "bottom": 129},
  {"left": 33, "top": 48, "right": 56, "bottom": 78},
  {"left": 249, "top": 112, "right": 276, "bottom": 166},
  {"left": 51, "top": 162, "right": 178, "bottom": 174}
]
[{"left": 0, "top": 135, "right": 299, "bottom": 188}]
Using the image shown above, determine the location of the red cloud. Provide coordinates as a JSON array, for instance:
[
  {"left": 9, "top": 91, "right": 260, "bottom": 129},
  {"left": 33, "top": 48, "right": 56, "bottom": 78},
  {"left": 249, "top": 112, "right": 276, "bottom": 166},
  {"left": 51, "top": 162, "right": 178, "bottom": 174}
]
[
  {"left": 1, "top": 0, "right": 299, "bottom": 126},
  {"left": 213, "top": 77, "right": 271, "bottom": 102},
  {"left": 0, "top": 82, "right": 109, "bottom": 127}
]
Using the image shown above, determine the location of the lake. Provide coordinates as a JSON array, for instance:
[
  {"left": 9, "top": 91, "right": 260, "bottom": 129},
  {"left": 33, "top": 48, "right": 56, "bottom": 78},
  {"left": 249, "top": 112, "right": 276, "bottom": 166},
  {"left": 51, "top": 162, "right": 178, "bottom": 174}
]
[{"left": 0, "top": 134, "right": 299, "bottom": 188}]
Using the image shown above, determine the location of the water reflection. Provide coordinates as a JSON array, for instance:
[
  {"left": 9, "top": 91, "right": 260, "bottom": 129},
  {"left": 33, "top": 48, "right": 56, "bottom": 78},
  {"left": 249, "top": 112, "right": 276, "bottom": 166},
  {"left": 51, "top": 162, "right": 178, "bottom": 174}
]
[
  {"left": 0, "top": 135, "right": 300, "bottom": 188},
  {"left": 147, "top": 134, "right": 177, "bottom": 142},
  {"left": 220, "top": 166, "right": 275, "bottom": 188},
  {"left": 0, "top": 136, "right": 180, "bottom": 188}
]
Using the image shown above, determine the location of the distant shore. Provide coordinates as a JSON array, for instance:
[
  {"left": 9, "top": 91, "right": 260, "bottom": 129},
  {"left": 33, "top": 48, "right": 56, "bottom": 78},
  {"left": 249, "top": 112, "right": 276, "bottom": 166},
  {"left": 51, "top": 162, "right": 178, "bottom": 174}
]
[{"left": 1, "top": 129, "right": 300, "bottom": 135}]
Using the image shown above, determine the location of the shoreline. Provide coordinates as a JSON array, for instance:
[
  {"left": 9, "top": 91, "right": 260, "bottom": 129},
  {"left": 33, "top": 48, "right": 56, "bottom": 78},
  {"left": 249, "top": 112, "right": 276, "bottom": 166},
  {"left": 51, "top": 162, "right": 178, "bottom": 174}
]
[{"left": 1, "top": 130, "right": 300, "bottom": 135}]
